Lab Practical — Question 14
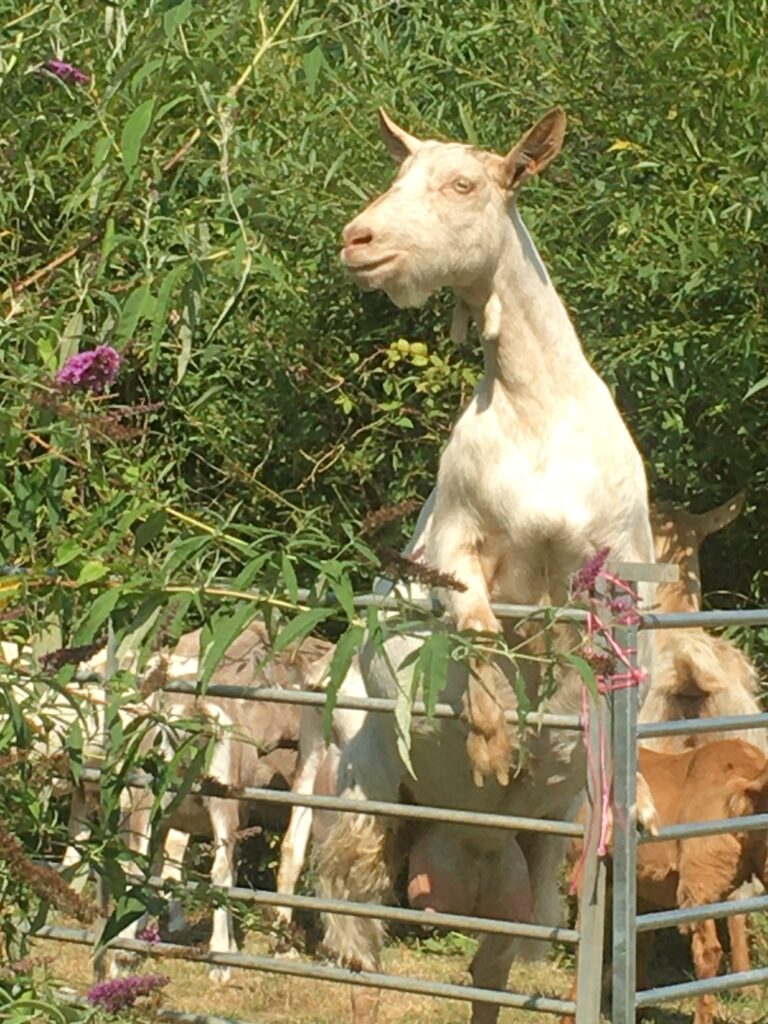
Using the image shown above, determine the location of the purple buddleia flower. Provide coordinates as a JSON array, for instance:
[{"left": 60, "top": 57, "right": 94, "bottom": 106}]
[
  {"left": 56, "top": 345, "right": 121, "bottom": 392},
  {"left": 571, "top": 546, "right": 611, "bottom": 595},
  {"left": 42, "top": 59, "right": 90, "bottom": 86},
  {"left": 87, "top": 974, "right": 169, "bottom": 1013}
]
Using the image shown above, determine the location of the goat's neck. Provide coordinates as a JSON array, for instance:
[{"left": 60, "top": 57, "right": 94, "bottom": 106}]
[
  {"left": 657, "top": 576, "right": 703, "bottom": 615},
  {"left": 457, "top": 207, "right": 588, "bottom": 403}
]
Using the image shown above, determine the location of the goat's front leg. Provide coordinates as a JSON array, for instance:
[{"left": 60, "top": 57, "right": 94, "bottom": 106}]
[
  {"left": 109, "top": 792, "right": 152, "bottom": 977},
  {"left": 275, "top": 710, "right": 326, "bottom": 931},
  {"left": 436, "top": 541, "right": 512, "bottom": 787},
  {"left": 208, "top": 799, "right": 240, "bottom": 984},
  {"left": 61, "top": 787, "right": 92, "bottom": 870},
  {"left": 161, "top": 827, "right": 190, "bottom": 934},
  {"left": 690, "top": 919, "right": 723, "bottom": 1024}
]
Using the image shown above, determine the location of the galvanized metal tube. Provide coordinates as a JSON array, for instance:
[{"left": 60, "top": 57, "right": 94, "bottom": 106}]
[
  {"left": 635, "top": 966, "right": 768, "bottom": 1008},
  {"left": 610, "top": 582, "right": 640, "bottom": 1024},
  {"left": 348, "top": 593, "right": 590, "bottom": 623},
  {"left": 141, "top": 876, "right": 580, "bottom": 944},
  {"left": 38, "top": 926, "right": 576, "bottom": 1016},
  {"left": 574, "top": 690, "right": 609, "bottom": 1024},
  {"left": 639, "top": 812, "right": 768, "bottom": 843},
  {"left": 637, "top": 712, "right": 768, "bottom": 740},
  {"left": 640, "top": 609, "right": 768, "bottom": 631},
  {"left": 160, "top": 681, "right": 584, "bottom": 730},
  {"left": 74, "top": 767, "right": 584, "bottom": 837},
  {"left": 637, "top": 894, "right": 768, "bottom": 933}
]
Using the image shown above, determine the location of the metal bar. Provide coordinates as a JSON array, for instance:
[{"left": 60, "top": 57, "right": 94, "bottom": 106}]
[
  {"left": 637, "top": 712, "right": 768, "bottom": 740},
  {"left": 141, "top": 877, "right": 579, "bottom": 943},
  {"left": 610, "top": 581, "right": 640, "bottom": 1024},
  {"left": 639, "top": 812, "right": 768, "bottom": 842},
  {"left": 636, "top": 966, "right": 768, "bottom": 1008},
  {"left": 574, "top": 689, "right": 609, "bottom": 1024},
  {"left": 641, "top": 609, "right": 768, "bottom": 630},
  {"left": 159, "top": 681, "right": 584, "bottom": 730},
  {"left": 637, "top": 894, "right": 768, "bottom": 932},
  {"left": 38, "top": 926, "right": 576, "bottom": 1016},
  {"left": 74, "top": 766, "right": 584, "bottom": 836}
]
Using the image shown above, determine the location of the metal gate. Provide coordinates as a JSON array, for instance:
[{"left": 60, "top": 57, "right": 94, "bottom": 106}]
[{"left": 34, "top": 567, "right": 768, "bottom": 1024}]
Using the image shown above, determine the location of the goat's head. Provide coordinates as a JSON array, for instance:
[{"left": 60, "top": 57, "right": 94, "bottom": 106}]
[
  {"left": 340, "top": 107, "right": 566, "bottom": 308},
  {"left": 651, "top": 492, "right": 745, "bottom": 612}
]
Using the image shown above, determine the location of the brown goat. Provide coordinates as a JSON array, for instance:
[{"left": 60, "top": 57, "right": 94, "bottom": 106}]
[
  {"left": 642, "top": 492, "right": 764, "bottom": 755},
  {"left": 564, "top": 740, "right": 768, "bottom": 1024}
]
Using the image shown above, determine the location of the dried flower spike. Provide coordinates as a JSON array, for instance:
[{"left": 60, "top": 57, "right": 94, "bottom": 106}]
[
  {"left": 571, "top": 546, "right": 611, "bottom": 595},
  {"left": 42, "top": 59, "right": 90, "bottom": 86},
  {"left": 56, "top": 345, "right": 121, "bottom": 393}
]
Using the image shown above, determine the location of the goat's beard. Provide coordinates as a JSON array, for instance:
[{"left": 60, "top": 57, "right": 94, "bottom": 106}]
[{"left": 382, "top": 277, "right": 436, "bottom": 309}]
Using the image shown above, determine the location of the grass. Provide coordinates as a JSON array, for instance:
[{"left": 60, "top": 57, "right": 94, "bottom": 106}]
[{"left": 32, "top": 910, "right": 768, "bottom": 1024}]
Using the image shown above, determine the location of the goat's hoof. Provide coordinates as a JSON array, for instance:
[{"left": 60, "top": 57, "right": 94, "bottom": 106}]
[{"left": 209, "top": 965, "right": 232, "bottom": 985}]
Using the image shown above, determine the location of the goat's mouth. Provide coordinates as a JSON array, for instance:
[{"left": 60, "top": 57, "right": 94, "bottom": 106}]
[{"left": 340, "top": 250, "right": 400, "bottom": 277}]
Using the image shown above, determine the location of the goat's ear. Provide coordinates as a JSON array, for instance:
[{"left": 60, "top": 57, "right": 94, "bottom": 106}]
[
  {"left": 378, "top": 108, "right": 422, "bottom": 164},
  {"left": 502, "top": 107, "right": 566, "bottom": 193},
  {"left": 689, "top": 491, "right": 746, "bottom": 539}
]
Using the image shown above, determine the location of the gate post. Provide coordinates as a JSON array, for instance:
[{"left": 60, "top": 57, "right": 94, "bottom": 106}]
[
  {"left": 609, "top": 577, "right": 640, "bottom": 1024},
  {"left": 574, "top": 682, "right": 609, "bottom": 1024}
]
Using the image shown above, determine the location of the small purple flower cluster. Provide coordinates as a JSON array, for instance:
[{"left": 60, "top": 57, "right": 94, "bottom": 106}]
[
  {"left": 56, "top": 345, "right": 121, "bottom": 393},
  {"left": 571, "top": 546, "right": 611, "bottom": 595},
  {"left": 42, "top": 59, "right": 89, "bottom": 86},
  {"left": 87, "top": 973, "right": 169, "bottom": 1013},
  {"left": 137, "top": 919, "right": 161, "bottom": 943}
]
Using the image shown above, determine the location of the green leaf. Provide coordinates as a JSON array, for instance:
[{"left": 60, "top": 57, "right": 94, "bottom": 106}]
[
  {"left": 420, "top": 631, "right": 450, "bottom": 716},
  {"left": 121, "top": 98, "right": 155, "bottom": 174},
  {"left": 163, "top": 0, "right": 194, "bottom": 36},
  {"left": 303, "top": 46, "right": 324, "bottom": 96},
  {"left": 281, "top": 552, "right": 299, "bottom": 603},
  {"left": 200, "top": 602, "right": 261, "bottom": 685},
  {"left": 116, "top": 283, "right": 154, "bottom": 344},
  {"left": 274, "top": 607, "right": 333, "bottom": 653},
  {"left": 54, "top": 539, "right": 82, "bottom": 566},
  {"left": 77, "top": 560, "right": 109, "bottom": 586},
  {"left": 565, "top": 653, "right": 600, "bottom": 703},
  {"left": 134, "top": 510, "right": 168, "bottom": 553},
  {"left": 323, "top": 623, "right": 364, "bottom": 738},
  {"left": 744, "top": 376, "right": 768, "bottom": 400}
]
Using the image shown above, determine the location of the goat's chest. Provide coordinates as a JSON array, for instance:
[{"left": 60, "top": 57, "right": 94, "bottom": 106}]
[{"left": 438, "top": 405, "right": 608, "bottom": 529}]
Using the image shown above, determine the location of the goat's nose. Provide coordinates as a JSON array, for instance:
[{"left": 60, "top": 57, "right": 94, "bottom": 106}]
[{"left": 343, "top": 223, "right": 374, "bottom": 247}]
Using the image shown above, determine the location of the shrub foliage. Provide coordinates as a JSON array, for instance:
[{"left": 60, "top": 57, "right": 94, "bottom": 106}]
[{"left": 0, "top": 0, "right": 766, "bottom": 1007}]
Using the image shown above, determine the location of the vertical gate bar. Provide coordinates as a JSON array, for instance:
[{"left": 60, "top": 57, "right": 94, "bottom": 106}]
[
  {"left": 610, "top": 581, "right": 639, "bottom": 1024},
  {"left": 574, "top": 685, "right": 609, "bottom": 1024},
  {"left": 92, "top": 620, "right": 117, "bottom": 983}
]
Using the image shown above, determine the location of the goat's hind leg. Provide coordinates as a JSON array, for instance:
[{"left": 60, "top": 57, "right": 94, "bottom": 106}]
[{"left": 315, "top": 796, "right": 398, "bottom": 1023}]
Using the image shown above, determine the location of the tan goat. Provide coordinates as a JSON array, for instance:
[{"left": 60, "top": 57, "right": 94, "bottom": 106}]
[
  {"left": 641, "top": 491, "right": 764, "bottom": 753},
  {"left": 564, "top": 740, "right": 768, "bottom": 1024}
]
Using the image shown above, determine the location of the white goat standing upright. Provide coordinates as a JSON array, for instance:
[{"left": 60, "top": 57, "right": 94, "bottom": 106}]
[{"left": 316, "top": 107, "right": 657, "bottom": 1023}]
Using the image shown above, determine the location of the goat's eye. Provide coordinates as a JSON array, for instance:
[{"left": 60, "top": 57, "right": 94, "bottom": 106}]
[{"left": 452, "top": 177, "right": 475, "bottom": 194}]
